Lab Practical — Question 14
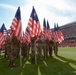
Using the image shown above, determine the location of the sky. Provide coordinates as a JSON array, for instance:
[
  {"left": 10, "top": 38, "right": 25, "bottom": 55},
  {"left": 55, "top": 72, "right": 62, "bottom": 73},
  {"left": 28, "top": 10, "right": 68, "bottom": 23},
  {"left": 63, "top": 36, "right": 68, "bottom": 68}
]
[{"left": 0, "top": 0, "right": 76, "bottom": 31}]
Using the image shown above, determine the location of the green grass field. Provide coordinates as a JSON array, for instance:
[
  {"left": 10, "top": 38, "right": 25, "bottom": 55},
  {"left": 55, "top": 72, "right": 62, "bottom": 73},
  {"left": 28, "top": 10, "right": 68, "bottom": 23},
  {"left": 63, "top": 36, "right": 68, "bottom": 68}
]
[{"left": 0, "top": 47, "right": 76, "bottom": 75}]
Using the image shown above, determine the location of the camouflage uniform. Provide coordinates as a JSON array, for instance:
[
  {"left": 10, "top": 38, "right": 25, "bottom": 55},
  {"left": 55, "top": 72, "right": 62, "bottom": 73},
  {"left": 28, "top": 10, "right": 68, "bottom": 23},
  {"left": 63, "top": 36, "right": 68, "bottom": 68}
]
[
  {"left": 36, "top": 36, "right": 43, "bottom": 59},
  {"left": 45, "top": 39, "right": 49, "bottom": 58},
  {"left": 5, "top": 38, "right": 11, "bottom": 59},
  {"left": 55, "top": 42, "right": 59, "bottom": 56},
  {"left": 27, "top": 43, "right": 30, "bottom": 58},
  {"left": 48, "top": 40, "right": 54, "bottom": 57},
  {"left": 5, "top": 38, "right": 13, "bottom": 67},
  {"left": 30, "top": 37, "right": 36, "bottom": 64},
  {"left": 54, "top": 41, "right": 59, "bottom": 56},
  {"left": 10, "top": 35, "right": 20, "bottom": 67},
  {"left": 42, "top": 39, "right": 46, "bottom": 59},
  {"left": 21, "top": 42, "right": 28, "bottom": 57}
]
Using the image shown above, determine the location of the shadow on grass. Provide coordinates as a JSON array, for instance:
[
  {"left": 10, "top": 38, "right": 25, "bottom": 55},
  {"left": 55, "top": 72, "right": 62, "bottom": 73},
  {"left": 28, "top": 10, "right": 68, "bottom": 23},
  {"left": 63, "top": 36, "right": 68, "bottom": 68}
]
[
  {"left": 0, "top": 56, "right": 38, "bottom": 75},
  {"left": 0, "top": 56, "right": 23, "bottom": 75},
  {"left": 57, "top": 55, "right": 76, "bottom": 66},
  {"left": 38, "top": 56, "right": 76, "bottom": 75},
  {"left": 0, "top": 56, "right": 76, "bottom": 75},
  {"left": 21, "top": 57, "right": 38, "bottom": 75}
]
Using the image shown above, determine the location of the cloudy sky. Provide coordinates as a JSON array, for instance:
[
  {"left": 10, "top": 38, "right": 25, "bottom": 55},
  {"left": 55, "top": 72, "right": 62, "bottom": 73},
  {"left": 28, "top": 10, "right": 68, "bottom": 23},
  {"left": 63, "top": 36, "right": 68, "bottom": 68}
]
[{"left": 0, "top": 0, "right": 76, "bottom": 31}]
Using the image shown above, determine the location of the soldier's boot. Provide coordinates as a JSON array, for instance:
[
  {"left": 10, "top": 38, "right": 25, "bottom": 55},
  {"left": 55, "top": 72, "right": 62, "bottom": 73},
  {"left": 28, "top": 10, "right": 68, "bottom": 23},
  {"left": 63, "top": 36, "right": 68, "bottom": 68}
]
[
  {"left": 9, "top": 61, "right": 16, "bottom": 67},
  {"left": 12, "top": 60, "right": 16, "bottom": 67},
  {"left": 9, "top": 61, "right": 13, "bottom": 67},
  {"left": 31, "top": 58, "right": 35, "bottom": 64},
  {"left": 12, "top": 63, "right": 16, "bottom": 67}
]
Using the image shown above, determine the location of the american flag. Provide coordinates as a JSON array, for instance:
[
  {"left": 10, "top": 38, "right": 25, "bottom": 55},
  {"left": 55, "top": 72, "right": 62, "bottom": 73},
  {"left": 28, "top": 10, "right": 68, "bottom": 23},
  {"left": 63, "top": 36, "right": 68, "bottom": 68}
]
[
  {"left": 57, "top": 24, "right": 64, "bottom": 43},
  {"left": 54, "top": 23, "right": 64, "bottom": 43},
  {"left": 23, "top": 29, "right": 31, "bottom": 45},
  {"left": 10, "top": 7, "right": 22, "bottom": 41},
  {"left": 54, "top": 23, "right": 59, "bottom": 42},
  {"left": 40, "top": 30, "right": 45, "bottom": 40},
  {"left": 42, "top": 18, "right": 47, "bottom": 40},
  {"left": 0, "top": 24, "right": 7, "bottom": 47},
  {"left": 0, "top": 32, "right": 5, "bottom": 47},
  {"left": 47, "top": 20, "right": 52, "bottom": 41},
  {"left": 26, "top": 6, "right": 41, "bottom": 39}
]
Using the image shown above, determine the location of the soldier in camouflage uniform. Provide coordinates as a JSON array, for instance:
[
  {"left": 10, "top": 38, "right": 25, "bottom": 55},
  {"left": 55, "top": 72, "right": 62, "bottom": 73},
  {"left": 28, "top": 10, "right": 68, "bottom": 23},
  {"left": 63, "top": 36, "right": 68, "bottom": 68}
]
[
  {"left": 4, "top": 36, "right": 10, "bottom": 58},
  {"left": 10, "top": 34, "right": 20, "bottom": 67},
  {"left": 45, "top": 39, "right": 49, "bottom": 58},
  {"left": 21, "top": 41, "right": 28, "bottom": 57},
  {"left": 5, "top": 37, "right": 13, "bottom": 66},
  {"left": 5, "top": 36, "right": 11, "bottom": 59},
  {"left": 54, "top": 41, "right": 59, "bottom": 56},
  {"left": 27, "top": 43, "right": 30, "bottom": 58},
  {"left": 48, "top": 40, "right": 54, "bottom": 57},
  {"left": 54, "top": 42, "right": 58, "bottom": 56},
  {"left": 30, "top": 37, "right": 36, "bottom": 64},
  {"left": 42, "top": 39, "right": 49, "bottom": 59},
  {"left": 36, "top": 36, "right": 43, "bottom": 60},
  {"left": 42, "top": 39, "right": 46, "bottom": 59}
]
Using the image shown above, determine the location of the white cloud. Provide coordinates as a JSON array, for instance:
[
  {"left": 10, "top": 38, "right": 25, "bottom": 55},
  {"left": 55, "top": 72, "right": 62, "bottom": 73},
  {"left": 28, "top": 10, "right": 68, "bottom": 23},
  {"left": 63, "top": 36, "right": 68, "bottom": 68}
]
[
  {"left": 45, "top": 0, "right": 70, "bottom": 10},
  {"left": 26, "top": 0, "right": 71, "bottom": 10},
  {"left": 21, "top": 0, "right": 73, "bottom": 30},
  {"left": 0, "top": 3, "right": 17, "bottom": 10},
  {"left": 0, "top": 0, "right": 76, "bottom": 31}
]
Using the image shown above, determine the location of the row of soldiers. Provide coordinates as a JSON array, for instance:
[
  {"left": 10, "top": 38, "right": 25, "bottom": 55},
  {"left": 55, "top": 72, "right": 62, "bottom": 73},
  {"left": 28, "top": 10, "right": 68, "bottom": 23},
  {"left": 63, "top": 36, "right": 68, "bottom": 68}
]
[
  {"left": 30, "top": 36, "right": 59, "bottom": 64},
  {"left": 4, "top": 35, "right": 59, "bottom": 67}
]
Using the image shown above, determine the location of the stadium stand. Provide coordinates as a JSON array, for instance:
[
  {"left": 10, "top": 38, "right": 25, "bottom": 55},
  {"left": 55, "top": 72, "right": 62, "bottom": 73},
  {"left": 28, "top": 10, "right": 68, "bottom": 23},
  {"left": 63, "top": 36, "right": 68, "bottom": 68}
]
[
  {"left": 59, "top": 21, "right": 76, "bottom": 47},
  {"left": 51, "top": 21, "right": 76, "bottom": 47}
]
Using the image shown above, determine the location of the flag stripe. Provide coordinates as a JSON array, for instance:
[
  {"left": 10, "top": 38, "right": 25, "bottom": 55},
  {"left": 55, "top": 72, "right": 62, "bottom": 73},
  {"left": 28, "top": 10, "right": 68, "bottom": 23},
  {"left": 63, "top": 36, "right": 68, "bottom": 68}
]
[
  {"left": 26, "top": 7, "right": 41, "bottom": 39},
  {"left": 10, "top": 7, "right": 22, "bottom": 41}
]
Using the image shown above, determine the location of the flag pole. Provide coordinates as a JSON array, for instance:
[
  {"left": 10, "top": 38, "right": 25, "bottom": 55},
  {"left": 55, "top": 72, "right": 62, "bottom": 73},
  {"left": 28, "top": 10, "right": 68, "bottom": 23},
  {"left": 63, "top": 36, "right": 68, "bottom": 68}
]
[
  {"left": 20, "top": 46, "right": 22, "bottom": 66},
  {"left": 35, "top": 42, "right": 37, "bottom": 64}
]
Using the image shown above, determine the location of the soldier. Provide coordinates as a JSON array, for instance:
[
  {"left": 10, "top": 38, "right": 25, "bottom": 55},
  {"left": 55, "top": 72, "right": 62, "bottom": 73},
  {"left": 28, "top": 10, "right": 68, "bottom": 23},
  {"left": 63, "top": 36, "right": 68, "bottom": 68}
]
[
  {"left": 5, "top": 37, "right": 13, "bottom": 67},
  {"left": 42, "top": 39, "right": 46, "bottom": 59},
  {"left": 54, "top": 41, "right": 59, "bottom": 56},
  {"left": 42, "top": 39, "right": 49, "bottom": 59},
  {"left": 45, "top": 39, "right": 49, "bottom": 58},
  {"left": 27, "top": 43, "right": 30, "bottom": 58},
  {"left": 36, "top": 36, "right": 43, "bottom": 60},
  {"left": 21, "top": 41, "right": 27, "bottom": 57},
  {"left": 13, "top": 35, "right": 20, "bottom": 58},
  {"left": 30, "top": 37, "right": 36, "bottom": 64},
  {"left": 55, "top": 41, "right": 59, "bottom": 56},
  {"left": 10, "top": 34, "right": 20, "bottom": 67},
  {"left": 4, "top": 36, "right": 10, "bottom": 58},
  {"left": 48, "top": 40, "right": 54, "bottom": 57},
  {"left": 5, "top": 36, "right": 11, "bottom": 59},
  {"left": 9, "top": 49, "right": 16, "bottom": 67}
]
